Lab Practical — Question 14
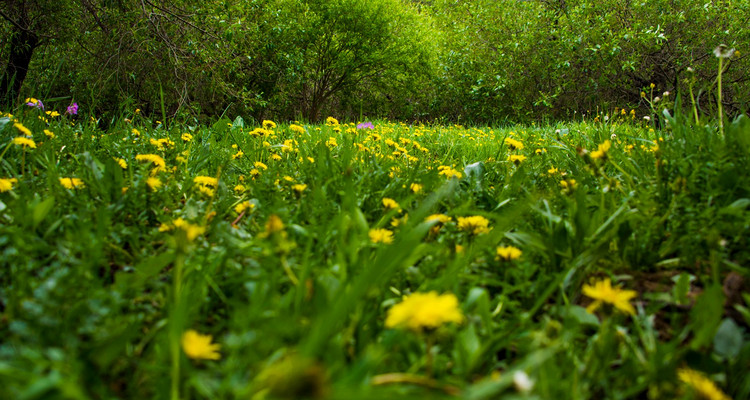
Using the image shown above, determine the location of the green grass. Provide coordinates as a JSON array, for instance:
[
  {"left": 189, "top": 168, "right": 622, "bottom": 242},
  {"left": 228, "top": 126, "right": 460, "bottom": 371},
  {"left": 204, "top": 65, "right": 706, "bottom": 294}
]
[{"left": 1, "top": 107, "right": 749, "bottom": 399}]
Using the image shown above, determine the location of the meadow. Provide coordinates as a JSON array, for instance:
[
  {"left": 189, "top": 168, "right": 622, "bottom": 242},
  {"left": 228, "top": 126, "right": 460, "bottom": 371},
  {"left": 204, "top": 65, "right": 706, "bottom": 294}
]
[{"left": 1, "top": 100, "right": 749, "bottom": 399}]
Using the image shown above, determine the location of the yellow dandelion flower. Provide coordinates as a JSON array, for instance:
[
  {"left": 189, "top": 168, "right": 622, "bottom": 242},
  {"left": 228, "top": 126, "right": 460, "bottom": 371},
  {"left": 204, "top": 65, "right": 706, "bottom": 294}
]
[
  {"left": 590, "top": 140, "right": 611, "bottom": 160},
  {"left": 14, "top": 123, "right": 32, "bottom": 137},
  {"left": 271, "top": 154, "right": 282, "bottom": 161},
  {"left": 291, "top": 184, "right": 307, "bottom": 193},
  {"left": 0, "top": 178, "right": 19, "bottom": 193},
  {"left": 194, "top": 176, "right": 218, "bottom": 187},
  {"left": 254, "top": 161, "right": 268, "bottom": 170},
  {"left": 457, "top": 215, "right": 491, "bottom": 235},
  {"left": 437, "top": 166, "right": 462, "bottom": 179},
  {"left": 382, "top": 197, "right": 400, "bottom": 211},
  {"left": 197, "top": 185, "right": 215, "bottom": 197},
  {"left": 43, "top": 129, "right": 55, "bottom": 138},
  {"left": 504, "top": 137, "right": 524, "bottom": 150},
  {"left": 496, "top": 245, "right": 522, "bottom": 261},
  {"left": 261, "top": 214, "right": 285, "bottom": 237},
  {"left": 172, "top": 218, "right": 205, "bottom": 241},
  {"left": 12, "top": 137, "right": 36, "bottom": 149},
  {"left": 181, "top": 133, "right": 193, "bottom": 142},
  {"left": 582, "top": 278, "right": 637, "bottom": 315},
  {"left": 508, "top": 154, "right": 527, "bottom": 164},
  {"left": 181, "top": 330, "right": 221, "bottom": 360},
  {"left": 60, "top": 177, "right": 85, "bottom": 189},
  {"left": 385, "top": 291, "right": 463, "bottom": 332},
  {"left": 369, "top": 228, "right": 394, "bottom": 244},
  {"left": 135, "top": 154, "right": 166, "bottom": 173},
  {"left": 232, "top": 150, "right": 244, "bottom": 160},
  {"left": 113, "top": 157, "right": 128, "bottom": 169},
  {"left": 146, "top": 177, "right": 162, "bottom": 191},
  {"left": 290, "top": 124, "right": 305, "bottom": 134},
  {"left": 235, "top": 201, "right": 255, "bottom": 214},
  {"left": 234, "top": 184, "right": 246, "bottom": 193},
  {"left": 262, "top": 120, "right": 277, "bottom": 129},
  {"left": 410, "top": 183, "right": 423, "bottom": 193},
  {"left": 326, "top": 116, "right": 339, "bottom": 126},
  {"left": 678, "top": 368, "right": 731, "bottom": 400}
]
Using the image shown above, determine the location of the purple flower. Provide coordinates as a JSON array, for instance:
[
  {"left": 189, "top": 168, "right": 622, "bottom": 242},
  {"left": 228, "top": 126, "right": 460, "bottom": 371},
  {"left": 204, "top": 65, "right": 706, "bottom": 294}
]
[
  {"left": 356, "top": 122, "right": 374, "bottom": 129},
  {"left": 66, "top": 103, "right": 78, "bottom": 115},
  {"left": 25, "top": 98, "right": 44, "bottom": 110}
]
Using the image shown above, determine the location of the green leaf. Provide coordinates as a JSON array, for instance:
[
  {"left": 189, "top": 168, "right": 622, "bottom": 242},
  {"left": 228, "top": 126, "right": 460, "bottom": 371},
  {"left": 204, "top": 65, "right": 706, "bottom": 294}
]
[
  {"left": 32, "top": 197, "right": 55, "bottom": 228},
  {"left": 566, "top": 305, "right": 600, "bottom": 327},
  {"left": 713, "top": 318, "right": 743, "bottom": 359},
  {"left": 690, "top": 285, "right": 725, "bottom": 349}
]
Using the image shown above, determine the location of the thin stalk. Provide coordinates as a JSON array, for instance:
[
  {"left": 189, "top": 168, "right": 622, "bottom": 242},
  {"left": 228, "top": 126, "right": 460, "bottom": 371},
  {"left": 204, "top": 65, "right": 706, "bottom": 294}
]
[
  {"left": 717, "top": 57, "right": 724, "bottom": 135},
  {"left": 170, "top": 250, "right": 186, "bottom": 400}
]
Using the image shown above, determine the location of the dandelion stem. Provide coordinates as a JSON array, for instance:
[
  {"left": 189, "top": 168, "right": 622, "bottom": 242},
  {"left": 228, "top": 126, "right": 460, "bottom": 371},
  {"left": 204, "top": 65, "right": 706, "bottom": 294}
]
[{"left": 717, "top": 57, "right": 724, "bottom": 135}]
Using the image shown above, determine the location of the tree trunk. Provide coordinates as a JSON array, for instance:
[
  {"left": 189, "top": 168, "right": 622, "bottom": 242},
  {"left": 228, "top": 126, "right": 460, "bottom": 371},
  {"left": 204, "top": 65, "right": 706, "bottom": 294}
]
[{"left": 0, "top": 28, "right": 39, "bottom": 107}]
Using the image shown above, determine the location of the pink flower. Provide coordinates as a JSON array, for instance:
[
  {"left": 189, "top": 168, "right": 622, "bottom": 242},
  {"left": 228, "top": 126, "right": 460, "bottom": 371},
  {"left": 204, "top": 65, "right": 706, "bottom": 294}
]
[{"left": 66, "top": 102, "right": 78, "bottom": 115}]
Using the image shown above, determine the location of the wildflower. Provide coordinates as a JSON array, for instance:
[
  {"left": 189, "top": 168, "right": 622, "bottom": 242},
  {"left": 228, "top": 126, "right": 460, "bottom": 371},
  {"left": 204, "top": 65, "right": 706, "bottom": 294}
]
[
  {"left": 194, "top": 176, "right": 218, "bottom": 187},
  {"left": 508, "top": 155, "right": 527, "bottom": 164},
  {"left": 504, "top": 137, "right": 524, "bottom": 150},
  {"left": 145, "top": 177, "right": 161, "bottom": 191},
  {"left": 197, "top": 186, "right": 215, "bottom": 197},
  {"left": 235, "top": 201, "right": 255, "bottom": 214},
  {"left": 326, "top": 116, "right": 339, "bottom": 126},
  {"left": 590, "top": 140, "right": 611, "bottom": 160},
  {"left": 263, "top": 120, "right": 277, "bottom": 129},
  {"left": 250, "top": 128, "right": 270, "bottom": 137},
  {"left": 172, "top": 218, "right": 205, "bottom": 241},
  {"left": 496, "top": 245, "right": 522, "bottom": 261},
  {"left": 114, "top": 157, "right": 128, "bottom": 169},
  {"left": 12, "top": 137, "right": 36, "bottom": 149},
  {"left": 60, "top": 177, "right": 85, "bottom": 189},
  {"left": 437, "top": 166, "right": 462, "bottom": 179},
  {"left": 0, "top": 178, "right": 18, "bottom": 193},
  {"left": 135, "top": 154, "right": 166, "bottom": 173},
  {"left": 713, "top": 44, "right": 735, "bottom": 59},
  {"left": 262, "top": 214, "right": 285, "bottom": 237},
  {"left": 290, "top": 124, "right": 305, "bottom": 134},
  {"left": 410, "top": 183, "right": 423, "bottom": 193},
  {"left": 547, "top": 167, "right": 559, "bottom": 175},
  {"left": 513, "top": 371, "right": 534, "bottom": 393},
  {"left": 678, "top": 368, "right": 730, "bottom": 400},
  {"left": 457, "top": 216, "right": 491, "bottom": 235},
  {"left": 582, "top": 277, "right": 637, "bottom": 315},
  {"left": 131, "top": 128, "right": 141, "bottom": 136},
  {"left": 181, "top": 330, "right": 221, "bottom": 360},
  {"left": 45, "top": 110, "right": 60, "bottom": 117},
  {"left": 369, "top": 228, "right": 394, "bottom": 244},
  {"left": 291, "top": 184, "right": 307, "bottom": 193},
  {"left": 149, "top": 138, "right": 173, "bottom": 150},
  {"left": 181, "top": 133, "right": 193, "bottom": 142},
  {"left": 426, "top": 214, "right": 451, "bottom": 224},
  {"left": 382, "top": 197, "right": 400, "bottom": 211},
  {"left": 271, "top": 154, "right": 282, "bottom": 161},
  {"left": 356, "top": 122, "right": 375, "bottom": 129},
  {"left": 66, "top": 103, "right": 78, "bottom": 115},
  {"left": 234, "top": 184, "right": 246, "bottom": 193},
  {"left": 385, "top": 291, "right": 463, "bottom": 332},
  {"left": 326, "top": 137, "right": 338, "bottom": 147},
  {"left": 254, "top": 161, "right": 268, "bottom": 170},
  {"left": 560, "top": 179, "right": 578, "bottom": 195},
  {"left": 25, "top": 98, "right": 43, "bottom": 109},
  {"left": 14, "top": 123, "right": 32, "bottom": 137},
  {"left": 232, "top": 150, "right": 244, "bottom": 160},
  {"left": 44, "top": 129, "right": 55, "bottom": 139}
]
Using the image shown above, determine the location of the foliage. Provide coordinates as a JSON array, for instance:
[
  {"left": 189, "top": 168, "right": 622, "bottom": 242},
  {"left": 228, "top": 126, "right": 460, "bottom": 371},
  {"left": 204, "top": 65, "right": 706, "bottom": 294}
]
[{"left": 1, "top": 97, "right": 749, "bottom": 398}]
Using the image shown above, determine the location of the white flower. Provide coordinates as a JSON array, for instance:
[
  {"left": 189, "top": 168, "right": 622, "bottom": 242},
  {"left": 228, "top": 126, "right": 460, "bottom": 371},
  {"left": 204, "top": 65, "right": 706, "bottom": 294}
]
[{"left": 513, "top": 370, "right": 534, "bottom": 393}]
